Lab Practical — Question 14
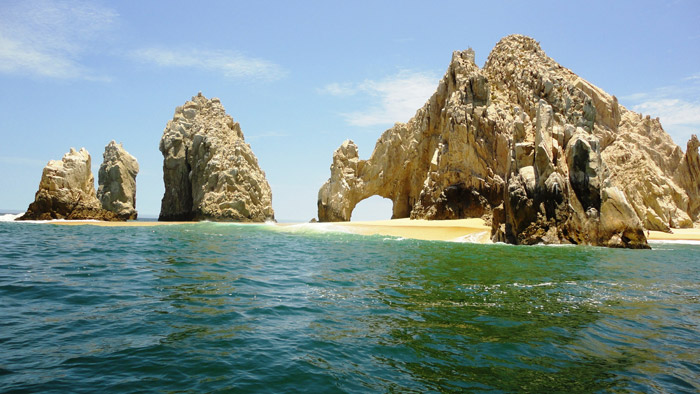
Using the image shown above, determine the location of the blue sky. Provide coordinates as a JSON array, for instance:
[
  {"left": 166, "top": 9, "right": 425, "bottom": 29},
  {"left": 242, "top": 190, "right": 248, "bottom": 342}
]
[{"left": 1, "top": 0, "right": 699, "bottom": 221}]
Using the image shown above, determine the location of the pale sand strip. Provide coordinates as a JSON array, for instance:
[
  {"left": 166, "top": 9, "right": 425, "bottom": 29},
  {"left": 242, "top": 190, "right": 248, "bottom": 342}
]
[
  {"left": 49, "top": 218, "right": 491, "bottom": 242},
  {"left": 43, "top": 218, "right": 700, "bottom": 243},
  {"left": 648, "top": 228, "right": 700, "bottom": 241},
  {"left": 332, "top": 218, "right": 492, "bottom": 242}
]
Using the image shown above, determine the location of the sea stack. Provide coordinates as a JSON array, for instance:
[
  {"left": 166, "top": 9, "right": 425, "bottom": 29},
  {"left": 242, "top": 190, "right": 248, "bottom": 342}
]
[
  {"left": 318, "top": 34, "right": 700, "bottom": 248},
  {"left": 17, "top": 148, "right": 118, "bottom": 221},
  {"left": 159, "top": 93, "right": 275, "bottom": 222},
  {"left": 97, "top": 141, "right": 139, "bottom": 220}
]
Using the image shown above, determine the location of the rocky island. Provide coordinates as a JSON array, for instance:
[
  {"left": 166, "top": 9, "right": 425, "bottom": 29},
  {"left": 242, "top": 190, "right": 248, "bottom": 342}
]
[
  {"left": 318, "top": 35, "right": 700, "bottom": 248},
  {"left": 17, "top": 147, "right": 121, "bottom": 221},
  {"left": 159, "top": 93, "right": 275, "bottom": 222}
]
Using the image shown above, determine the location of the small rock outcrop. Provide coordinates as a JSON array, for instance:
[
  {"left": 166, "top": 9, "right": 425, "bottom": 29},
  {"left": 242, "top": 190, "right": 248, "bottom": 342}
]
[
  {"left": 97, "top": 141, "right": 139, "bottom": 220},
  {"left": 159, "top": 93, "right": 274, "bottom": 222},
  {"left": 318, "top": 34, "right": 700, "bottom": 247},
  {"left": 17, "top": 148, "right": 119, "bottom": 221}
]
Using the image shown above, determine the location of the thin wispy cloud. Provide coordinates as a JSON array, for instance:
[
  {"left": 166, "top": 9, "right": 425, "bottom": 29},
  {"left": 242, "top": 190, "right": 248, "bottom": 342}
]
[
  {"left": 623, "top": 74, "right": 700, "bottom": 146},
  {"left": 320, "top": 70, "right": 439, "bottom": 127},
  {"left": 130, "top": 48, "right": 287, "bottom": 82},
  {"left": 632, "top": 98, "right": 700, "bottom": 126},
  {"left": 0, "top": 0, "right": 117, "bottom": 80}
]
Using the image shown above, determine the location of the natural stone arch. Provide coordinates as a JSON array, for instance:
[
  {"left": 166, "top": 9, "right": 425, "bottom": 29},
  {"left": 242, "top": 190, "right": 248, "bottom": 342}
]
[
  {"left": 318, "top": 35, "right": 700, "bottom": 248},
  {"left": 316, "top": 138, "right": 426, "bottom": 222},
  {"left": 317, "top": 50, "right": 508, "bottom": 223},
  {"left": 350, "top": 195, "right": 394, "bottom": 221}
]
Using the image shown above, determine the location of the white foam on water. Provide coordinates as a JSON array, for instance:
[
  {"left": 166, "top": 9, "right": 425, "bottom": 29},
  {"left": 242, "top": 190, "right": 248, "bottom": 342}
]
[
  {"left": 450, "top": 231, "right": 492, "bottom": 244},
  {"left": 1, "top": 215, "right": 103, "bottom": 224},
  {"left": 275, "top": 222, "right": 354, "bottom": 235},
  {"left": 533, "top": 242, "right": 578, "bottom": 247},
  {"left": 383, "top": 237, "right": 407, "bottom": 241},
  {"left": 0, "top": 213, "right": 24, "bottom": 222}
]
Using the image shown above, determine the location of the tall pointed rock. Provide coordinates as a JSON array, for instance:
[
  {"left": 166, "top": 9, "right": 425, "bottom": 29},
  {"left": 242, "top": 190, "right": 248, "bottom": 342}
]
[
  {"left": 159, "top": 93, "right": 274, "bottom": 222},
  {"left": 97, "top": 141, "right": 139, "bottom": 220}
]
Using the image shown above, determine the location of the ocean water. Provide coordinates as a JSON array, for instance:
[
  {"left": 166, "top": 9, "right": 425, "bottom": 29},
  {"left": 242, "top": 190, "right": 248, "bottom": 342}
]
[{"left": 1, "top": 218, "right": 699, "bottom": 393}]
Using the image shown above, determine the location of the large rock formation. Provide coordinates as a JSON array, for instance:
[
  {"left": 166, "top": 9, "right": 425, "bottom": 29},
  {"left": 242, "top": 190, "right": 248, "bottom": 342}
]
[
  {"left": 159, "top": 93, "right": 274, "bottom": 222},
  {"left": 17, "top": 148, "right": 119, "bottom": 221},
  {"left": 318, "top": 35, "right": 700, "bottom": 248},
  {"left": 318, "top": 48, "right": 508, "bottom": 223},
  {"left": 97, "top": 141, "right": 139, "bottom": 220}
]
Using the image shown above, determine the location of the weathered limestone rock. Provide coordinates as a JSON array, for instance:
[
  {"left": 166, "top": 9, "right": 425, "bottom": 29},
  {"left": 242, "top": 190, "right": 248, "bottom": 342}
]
[
  {"left": 17, "top": 148, "right": 118, "bottom": 221},
  {"left": 674, "top": 135, "right": 700, "bottom": 225},
  {"left": 318, "top": 48, "right": 508, "bottom": 222},
  {"left": 319, "top": 34, "right": 698, "bottom": 247},
  {"left": 159, "top": 93, "right": 274, "bottom": 222},
  {"left": 97, "top": 141, "right": 139, "bottom": 220}
]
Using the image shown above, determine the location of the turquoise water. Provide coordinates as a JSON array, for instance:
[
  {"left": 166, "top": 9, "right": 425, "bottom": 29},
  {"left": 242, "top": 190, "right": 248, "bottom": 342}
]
[{"left": 0, "top": 220, "right": 698, "bottom": 393}]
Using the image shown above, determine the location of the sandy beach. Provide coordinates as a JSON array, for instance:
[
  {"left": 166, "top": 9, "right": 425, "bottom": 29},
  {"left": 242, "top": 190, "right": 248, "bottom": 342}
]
[
  {"left": 48, "top": 217, "right": 491, "bottom": 242},
  {"left": 331, "top": 218, "right": 492, "bottom": 242},
  {"left": 647, "top": 228, "right": 700, "bottom": 242},
  {"left": 44, "top": 218, "right": 700, "bottom": 244}
]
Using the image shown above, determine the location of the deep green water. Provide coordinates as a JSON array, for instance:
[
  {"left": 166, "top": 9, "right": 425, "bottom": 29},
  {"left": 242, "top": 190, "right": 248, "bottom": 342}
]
[{"left": 0, "top": 220, "right": 698, "bottom": 393}]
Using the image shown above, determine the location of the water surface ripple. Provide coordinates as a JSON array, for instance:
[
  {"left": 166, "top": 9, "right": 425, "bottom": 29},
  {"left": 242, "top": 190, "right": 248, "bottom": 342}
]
[{"left": 1, "top": 222, "right": 698, "bottom": 392}]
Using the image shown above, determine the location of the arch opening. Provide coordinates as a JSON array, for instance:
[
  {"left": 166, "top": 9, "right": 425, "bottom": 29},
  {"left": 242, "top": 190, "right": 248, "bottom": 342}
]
[{"left": 351, "top": 195, "right": 393, "bottom": 222}]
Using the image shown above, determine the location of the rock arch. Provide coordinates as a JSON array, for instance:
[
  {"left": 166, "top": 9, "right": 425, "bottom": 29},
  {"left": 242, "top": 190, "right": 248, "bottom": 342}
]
[
  {"left": 350, "top": 195, "right": 395, "bottom": 221},
  {"left": 317, "top": 34, "right": 700, "bottom": 247}
]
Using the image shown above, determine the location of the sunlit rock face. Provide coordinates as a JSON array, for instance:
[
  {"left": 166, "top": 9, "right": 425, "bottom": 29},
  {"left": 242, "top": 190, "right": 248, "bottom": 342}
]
[
  {"left": 318, "top": 34, "right": 700, "bottom": 248},
  {"left": 97, "top": 141, "right": 139, "bottom": 220},
  {"left": 18, "top": 148, "right": 119, "bottom": 221},
  {"left": 159, "top": 93, "right": 274, "bottom": 222}
]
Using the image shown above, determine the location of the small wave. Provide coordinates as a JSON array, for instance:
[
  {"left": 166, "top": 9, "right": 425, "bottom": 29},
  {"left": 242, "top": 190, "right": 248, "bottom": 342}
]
[
  {"left": 450, "top": 231, "right": 491, "bottom": 244},
  {"left": 2, "top": 216, "right": 105, "bottom": 224},
  {"left": 532, "top": 242, "right": 578, "bottom": 247},
  {"left": 383, "top": 237, "right": 407, "bottom": 241},
  {"left": 0, "top": 213, "right": 24, "bottom": 222},
  {"left": 512, "top": 282, "right": 556, "bottom": 288},
  {"left": 275, "top": 222, "right": 353, "bottom": 235}
]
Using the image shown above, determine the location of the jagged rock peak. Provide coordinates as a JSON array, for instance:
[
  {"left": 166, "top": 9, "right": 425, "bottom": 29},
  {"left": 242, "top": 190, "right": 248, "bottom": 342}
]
[
  {"left": 17, "top": 148, "right": 119, "bottom": 221},
  {"left": 159, "top": 93, "right": 274, "bottom": 222},
  {"left": 97, "top": 141, "right": 139, "bottom": 220},
  {"left": 489, "top": 34, "right": 544, "bottom": 58},
  {"left": 318, "top": 34, "right": 700, "bottom": 248}
]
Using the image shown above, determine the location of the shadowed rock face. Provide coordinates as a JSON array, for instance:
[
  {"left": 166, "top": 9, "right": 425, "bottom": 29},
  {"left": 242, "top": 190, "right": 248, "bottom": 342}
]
[
  {"left": 97, "top": 141, "right": 139, "bottom": 220},
  {"left": 159, "top": 93, "right": 274, "bottom": 222},
  {"left": 17, "top": 148, "right": 119, "bottom": 221},
  {"left": 318, "top": 34, "right": 700, "bottom": 248}
]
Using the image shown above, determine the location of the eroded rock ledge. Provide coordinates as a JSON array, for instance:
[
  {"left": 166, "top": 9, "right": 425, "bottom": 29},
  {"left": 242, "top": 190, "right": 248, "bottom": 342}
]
[
  {"left": 318, "top": 35, "right": 700, "bottom": 248},
  {"left": 159, "top": 93, "right": 274, "bottom": 222}
]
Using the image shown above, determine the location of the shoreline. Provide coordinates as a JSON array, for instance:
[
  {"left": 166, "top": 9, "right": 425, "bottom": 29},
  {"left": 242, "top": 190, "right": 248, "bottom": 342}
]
[
  {"left": 330, "top": 218, "right": 491, "bottom": 242},
  {"left": 6, "top": 216, "right": 700, "bottom": 244}
]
